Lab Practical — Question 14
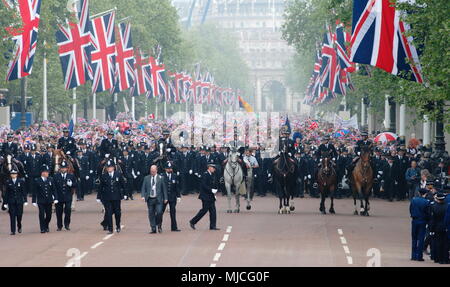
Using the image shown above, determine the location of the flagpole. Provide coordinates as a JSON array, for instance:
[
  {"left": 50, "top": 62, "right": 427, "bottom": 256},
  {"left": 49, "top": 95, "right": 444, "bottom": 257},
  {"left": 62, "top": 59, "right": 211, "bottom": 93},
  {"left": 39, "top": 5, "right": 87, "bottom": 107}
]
[
  {"left": 93, "top": 93, "right": 97, "bottom": 120},
  {"left": 72, "top": 88, "right": 77, "bottom": 125},
  {"left": 90, "top": 7, "right": 117, "bottom": 19},
  {"left": 131, "top": 96, "right": 135, "bottom": 121},
  {"left": 43, "top": 51, "right": 48, "bottom": 121},
  {"left": 155, "top": 99, "right": 158, "bottom": 120},
  {"left": 164, "top": 101, "right": 167, "bottom": 119}
]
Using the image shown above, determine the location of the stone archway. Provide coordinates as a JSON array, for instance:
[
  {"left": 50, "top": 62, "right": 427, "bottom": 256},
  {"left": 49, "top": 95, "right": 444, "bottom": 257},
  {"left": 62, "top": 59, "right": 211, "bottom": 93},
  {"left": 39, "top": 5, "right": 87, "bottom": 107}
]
[{"left": 255, "top": 76, "right": 292, "bottom": 112}]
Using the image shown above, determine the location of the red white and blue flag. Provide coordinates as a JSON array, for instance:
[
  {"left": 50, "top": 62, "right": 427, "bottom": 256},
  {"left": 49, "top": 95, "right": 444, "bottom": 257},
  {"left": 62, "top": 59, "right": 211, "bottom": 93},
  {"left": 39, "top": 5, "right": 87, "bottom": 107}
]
[
  {"left": 112, "top": 22, "right": 135, "bottom": 94},
  {"left": 350, "top": 0, "right": 423, "bottom": 83},
  {"left": 90, "top": 11, "right": 116, "bottom": 93},
  {"left": 149, "top": 56, "right": 166, "bottom": 100},
  {"left": 56, "top": 0, "right": 93, "bottom": 90},
  {"left": 130, "top": 48, "right": 152, "bottom": 97},
  {"left": 6, "top": 0, "right": 42, "bottom": 81}
]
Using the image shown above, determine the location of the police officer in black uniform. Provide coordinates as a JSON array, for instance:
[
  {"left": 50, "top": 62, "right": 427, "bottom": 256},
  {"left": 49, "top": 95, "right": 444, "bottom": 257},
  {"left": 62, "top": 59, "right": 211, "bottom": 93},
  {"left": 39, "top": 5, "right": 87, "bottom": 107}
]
[
  {"left": 97, "top": 160, "right": 126, "bottom": 234},
  {"left": 22, "top": 144, "right": 43, "bottom": 194},
  {"left": 32, "top": 165, "right": 57, "bottom": 233},
  {"left": 58, "top": 128, "right": 77, "bottom": 156},
  {"left": 118, "top": 146, "right": 135, "bottom": 200},
  {"left": 161, "top": 162, "right": 181, "bottom": 232},
  {"left": 409, "top": 188, "right": 430, "bottom": 261},
  {"left": 316, "top": 135, "right": 338, "bottom": 160},
  {"left": 176, "top": 144, "right": 194, "bottom": 195},
  {"left": 190, "top": 161, "right": 220, "bottom": 231},
  {"left": 2, "top": 133, "right": 18, "bottom": 157},
  {"left": 54, "top": 161, "right": 77, "bottom": 231},
  {"left": 99, "top": 130, "right": 119, "bottom": 159},
  {"left": 429, "top": 192, "right": 450, "bottom": 264},
  {"left": 3, "top": 168, "right": 27, "bottom": 235}
]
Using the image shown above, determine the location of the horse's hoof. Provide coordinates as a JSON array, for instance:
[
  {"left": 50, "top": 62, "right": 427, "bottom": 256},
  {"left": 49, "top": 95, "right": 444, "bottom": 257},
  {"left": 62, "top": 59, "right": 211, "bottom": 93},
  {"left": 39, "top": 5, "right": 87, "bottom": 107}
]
[
  {"left": 278, "top": 210, "right": 283, "bottom": 214},
  {"left": 246, "top": 205, "right": 251, "bottom": 210},
  {"left": 227, "top": 210, "right": 232, "bottom": 213},
  {"left": 360, "top": 211, "right": 365, "bottom": 216},
  {"left": 366, "top": 212, "right": 369, "bottom": 216},
  {"left": 289, "top": 206, "right": 295, "bottom": 211},
  {"left": 329, "top": 208, "right": 335, "bottom": 214},
  {"left": 353, "top": 211, "right": 358, "bottom": 215},
  {"left": 234, "top": 209, "right": 239, "bottom": 213},
  {"left": 321, "top": 210, "right": 326, "bottom": 215}
]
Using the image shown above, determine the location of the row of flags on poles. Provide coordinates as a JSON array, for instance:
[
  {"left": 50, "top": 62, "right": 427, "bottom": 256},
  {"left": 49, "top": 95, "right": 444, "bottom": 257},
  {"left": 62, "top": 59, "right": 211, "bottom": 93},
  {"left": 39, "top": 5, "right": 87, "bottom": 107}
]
[
  {"left": 3, "top": 0, "right": 249, "bottom": 110},
  {"left": 304, "top": 0, "right": 424, "bottom": 106}
]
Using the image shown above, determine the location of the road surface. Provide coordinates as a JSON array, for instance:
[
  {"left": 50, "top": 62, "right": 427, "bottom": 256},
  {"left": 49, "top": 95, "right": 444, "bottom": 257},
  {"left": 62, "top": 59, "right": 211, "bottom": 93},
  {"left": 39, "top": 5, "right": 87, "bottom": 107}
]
[{"left": 0, "top": 193, "right": 439, "bottom": 267}]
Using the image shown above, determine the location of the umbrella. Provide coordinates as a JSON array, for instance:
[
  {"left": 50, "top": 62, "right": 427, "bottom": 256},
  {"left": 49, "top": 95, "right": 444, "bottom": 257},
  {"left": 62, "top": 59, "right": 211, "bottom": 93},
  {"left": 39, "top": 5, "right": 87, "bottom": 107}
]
[{"left": 374, "top": 132, "right": 398, "bottom": 143}]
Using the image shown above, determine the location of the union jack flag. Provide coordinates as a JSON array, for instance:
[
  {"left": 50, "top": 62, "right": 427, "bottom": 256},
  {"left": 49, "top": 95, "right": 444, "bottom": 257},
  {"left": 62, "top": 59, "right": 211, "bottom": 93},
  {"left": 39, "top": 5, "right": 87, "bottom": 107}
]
[
  {"left": 111, "top": 22, "right": 135, "bottom": 94},
  {"left": 149, "top": 57, "right": 166, "bottom": 101},
  {"left": 320, "top": 27, "right": 342, "bottom": 95},
  {"left": 130, "top": 48, "right": 152, "bottom": 97},
  {"left": 6, "top": 0, "right": 42, "bottom": 81},
  {"left": 350, "top": 0, "right": 423, "bottom": 83},
  {"left": 182, "top": 73, "right": 192, "bottom": 103},
  {"left": 90, "top": 11, "right": 116, "bottom": 93},
  {"left": 335, "top": 22, "right": 353, "bottom": 71},
  {"left": 56, "top": 0, "right": 92, "bottom": 90},
  {"left": 166, "top": 76, "right": 176, "bottom": 104}
]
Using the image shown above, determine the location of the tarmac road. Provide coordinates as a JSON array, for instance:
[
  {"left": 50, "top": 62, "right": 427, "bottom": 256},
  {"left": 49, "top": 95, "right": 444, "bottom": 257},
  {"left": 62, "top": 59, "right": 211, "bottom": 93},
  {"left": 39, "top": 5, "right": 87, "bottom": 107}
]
[{"left": 0, "top": 193, "right": 441, "bottom": 267}]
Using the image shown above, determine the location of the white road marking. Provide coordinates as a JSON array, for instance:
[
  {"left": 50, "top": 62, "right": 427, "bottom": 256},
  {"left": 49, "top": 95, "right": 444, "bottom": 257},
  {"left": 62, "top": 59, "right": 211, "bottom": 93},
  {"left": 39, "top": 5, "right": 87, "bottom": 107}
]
[
  {"left": 91, "top": 242, "right": 104, "bottom": 249},
  {"left": 222, "top": 234, "right": 229, "bottom": 242},
  {"left": 346, "top": 256, "right": 353, "bottom": 265},
  {"left": 213, "top": 253, "right": 221, "bottom": 262},
  {"left": 337, "top": 229, "right": 343, "bottom": 235},
  {"left": 340, "top": 236, "right": 347, "bottom": 245},
  {"left": 226, "top": 226, "right": 232, "bottom": 233},
  {"left": 343, "top": 245, "right": 350, "bottom": 254},
  {"left": 218, "top": 243, "right": 226, "bottom": 251},
  {"left": 210, "top": 263, "right": 216, "bottom": 267},
  {"left": 103, "top": 234, "right": 114, "bottom": 240},
  {"left": 65, "top": 251, "right": 88, "bottom": 267}
]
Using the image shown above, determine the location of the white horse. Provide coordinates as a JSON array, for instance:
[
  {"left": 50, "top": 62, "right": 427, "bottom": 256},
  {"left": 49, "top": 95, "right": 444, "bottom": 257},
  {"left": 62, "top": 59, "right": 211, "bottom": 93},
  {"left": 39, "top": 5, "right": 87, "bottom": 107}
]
[{"left": 224, "top": 149, "right": 251, "bottom": 213}]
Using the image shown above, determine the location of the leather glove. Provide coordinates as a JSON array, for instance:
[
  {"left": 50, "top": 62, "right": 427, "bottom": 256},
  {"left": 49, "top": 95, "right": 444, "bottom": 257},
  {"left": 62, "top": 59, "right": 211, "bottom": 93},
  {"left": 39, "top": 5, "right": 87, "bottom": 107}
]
[
  {"left": 3, "top": 204, "right": 8, "bottom": 209},
  {"left": 268, "top": 173, "right": 271, "bottom": 177},
  {"left": 24, "top": 202, "right": 28, "bottom": 206},
  {"left": 54, "top": 200, "right": 59, "bottom": 204},
  {"left": 177, "top": 172, "right": 180, "bottom": 176},
  {"left": 124, "top": 196, "right": 128, "bottom": 200},
  {"left": 308, "top": 175, "right": 311, "bottom": 179},
  {"left": 105, "top": 154, "right": 110, "bottom": 158},
  {"left": 90, "top": 170, "right": 94, "bottom": 174},
  {"left": 212, "top": 189, "right": 218, "bottom": 194},
  {"left": 96, "top": 199, "right": 101, "bottom": 203},
  {"left": 86, "top": 176, "right": 90, "bottom": 180},
  {"left": 189, "top": 170, "right": 193, "bottom": 175},
  {"left": 194, "top": 172, "right": 198, "bottom": 176},
  {"left": 67, "top": 180, "right": 72, "bottom": 187},
  {"left": 33, "top": 203, "right": 37, "bottom": 207},
  {"left": 137, "top": 172, "right": 140, "bottom": 175}
]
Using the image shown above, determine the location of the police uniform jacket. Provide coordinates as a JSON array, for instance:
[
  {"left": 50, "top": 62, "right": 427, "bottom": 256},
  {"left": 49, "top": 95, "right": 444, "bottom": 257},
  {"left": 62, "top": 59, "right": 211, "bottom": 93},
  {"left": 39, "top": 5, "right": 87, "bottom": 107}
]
[
  {"left": 32, "top": 177, "right": 57, "bottom": 204},
  {"left": 54, "top": 173, "right": 77, "bottom": 202},
  {"left": 3, "top": 178, "right": 27, "bottom": 205}
]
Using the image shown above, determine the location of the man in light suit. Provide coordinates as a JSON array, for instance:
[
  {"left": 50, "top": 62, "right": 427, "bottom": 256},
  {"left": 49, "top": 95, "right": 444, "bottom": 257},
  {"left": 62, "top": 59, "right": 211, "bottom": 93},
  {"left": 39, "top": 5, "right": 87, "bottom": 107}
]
[{"left": 141, "top": 165, "right": 168, "bottom": 234}]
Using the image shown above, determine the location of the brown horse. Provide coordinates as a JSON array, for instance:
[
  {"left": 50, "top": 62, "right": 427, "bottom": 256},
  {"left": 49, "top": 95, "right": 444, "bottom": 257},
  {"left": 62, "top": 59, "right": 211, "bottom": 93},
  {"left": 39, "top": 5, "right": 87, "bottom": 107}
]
[
  {"left": 53, "top": 149, "right": 78, "bottom": 176},
  {"left": 351, "top": 146, "right": 374, "bottom": 216},
  {"left": 317, "top": 153, "right": 337, "bottom": 214}
]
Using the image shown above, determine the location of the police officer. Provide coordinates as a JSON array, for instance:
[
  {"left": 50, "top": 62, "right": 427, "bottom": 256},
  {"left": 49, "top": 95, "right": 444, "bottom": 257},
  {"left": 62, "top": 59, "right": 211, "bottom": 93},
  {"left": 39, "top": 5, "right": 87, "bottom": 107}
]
[
  {"left": 57, "top": 128, "right": 77, "bottom": 156},
  {"left": 3, "top": 169, "right": 27, "bottom": 235},
  {"left": 75, "top": 149, "right": 90, "bottom": 200},
  {"left": 118, "top": 146, "right": 135, "bottom": 200},
  {"left": 2, "top": 133, "right": 18, "bottom": 157},
  {"left": 97, "top": 161, "right": 126, "bottom": 234},
  {"left": 189, "top": 161, "right": 220, "bottom": 231},
  {"left": 32, "top": 165, "right": 57, "bottom": 233},
  {"left": 394, "top": 147, "right": 410, "bottom": 201},
  {"left": 158, "top": 129, "right": 176, "bottom": 161},
  {"left": 176, "top": 144, "right": 194, "bottom": 196},
  {"left": 429, "top": 192, "right": 450, "bottom": 264},
  {"left": 316, "top": 135, "right": 338, "bottom": 159},
  {"left": 42, "top": 144, "right": 55, "bottom": 175},
  {"left": 99, "top": 130, "right": 119, "bottom": 159},
  {"left": 22, "top": 144, "right": 43, "bottom": 194},
  {"left": 409, "top": 188, "right": 430, "bottom": 261},
  {"left": 161, "top": 162, "right": 181, "bottom": 232},
  {"left": 54, "top": 161, "right": 77, "bottom": 231}
]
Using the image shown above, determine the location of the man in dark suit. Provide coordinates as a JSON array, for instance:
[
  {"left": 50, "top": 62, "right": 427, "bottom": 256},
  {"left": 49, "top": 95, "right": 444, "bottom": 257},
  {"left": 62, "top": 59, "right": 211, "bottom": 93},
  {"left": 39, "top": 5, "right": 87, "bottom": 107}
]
[
  {"left": 161, "top": 162, "right": 181, "bottom": 232},
  {"left": 141, "top": 165, "right": 168, "bottom": 234},
  {"left": 32, "top": 165, "right": 57, "bottom": 233},
  {"left": 97, "top": 161, "right": 126, "bottom": 234},
  {"left": 54, "top": 161, "right": 77, "bottom": 231},
  {"left": 3, "top": 169, "right": 27, "bottom": 235},
  {"left": 394, "top": 147, "right": 410, "bottom": 200},
  {"left": 190, "top": 162, "right": 220, "bottom": 231}
]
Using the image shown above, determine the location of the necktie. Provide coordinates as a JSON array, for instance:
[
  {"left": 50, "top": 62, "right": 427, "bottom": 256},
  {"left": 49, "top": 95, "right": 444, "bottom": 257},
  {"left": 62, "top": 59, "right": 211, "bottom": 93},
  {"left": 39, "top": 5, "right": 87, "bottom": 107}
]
[{"left": 151, "top": 176, "right": 156, "bottom": 197}]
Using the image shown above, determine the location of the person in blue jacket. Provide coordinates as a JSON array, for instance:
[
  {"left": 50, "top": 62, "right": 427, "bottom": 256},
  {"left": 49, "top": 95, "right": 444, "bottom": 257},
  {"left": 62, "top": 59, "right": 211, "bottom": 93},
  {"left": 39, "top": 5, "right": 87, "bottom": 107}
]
[{"left": 410, "top": 188, "right": 431, "bottom": 261}]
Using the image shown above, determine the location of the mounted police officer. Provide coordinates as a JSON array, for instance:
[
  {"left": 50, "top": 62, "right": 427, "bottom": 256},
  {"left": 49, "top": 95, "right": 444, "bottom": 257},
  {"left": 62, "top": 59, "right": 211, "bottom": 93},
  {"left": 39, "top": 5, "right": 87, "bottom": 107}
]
[
  {"left": 348, "top": 131, "right": 374, "bottom": 178},
  {"left": 316, "top": 135, "right": 338, "bottom": 160},
  {"left": 58, "top": 128, "right": 77, "bottom": 156},
  {"left": 3, "top": 168, "right": 27, "bottom": 235},
  {"left": 54, "top": 161, "right": 77, "bottom": 231},
  {"left": 278, "top": 125, "right": 295, "bottom": 157},
  {"left": 158, "top": 129, "right": 176, "bottom": 161},
  {"left": 99, "top": 130, "right": 119, "bottom": 159}
]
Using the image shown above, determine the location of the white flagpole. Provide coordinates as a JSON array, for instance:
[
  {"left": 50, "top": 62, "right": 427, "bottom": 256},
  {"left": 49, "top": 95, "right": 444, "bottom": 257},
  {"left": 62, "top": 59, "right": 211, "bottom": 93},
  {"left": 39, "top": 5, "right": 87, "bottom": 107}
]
[
  {"left": 72, "top": 88, "right": 77, "bottom": 124},
  {"left": 155, "top": 99, "right": 158, "bottom": 120},
  {"left": 93, "top": 93, "right": 97, "bottom": 120},
  {"left": 43, "top": 51, "right": 48, "bottom": 121},
  {"left": 131, "top": 96, "right": 135, "bottom": 120},
  {"left": 164, "top": 101, "right": 167, "bottom": 119}
]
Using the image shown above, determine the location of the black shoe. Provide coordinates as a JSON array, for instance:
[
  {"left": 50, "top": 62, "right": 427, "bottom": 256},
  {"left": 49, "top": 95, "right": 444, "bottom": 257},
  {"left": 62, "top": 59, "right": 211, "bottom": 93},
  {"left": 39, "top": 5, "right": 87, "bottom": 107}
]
[
  {"left": 210, "top": 227, "right": 220, "bottom": 230},
  {"left": 158, "top": 226, "right": 162, "bottom": 233},
  {"left": 417, "top": 258, "right": 424, "bottom": 261},
  {"left": 41, "top": 230, "right": 46, "bottom": 234},
  {"left": 107, "top": 230, "right": 113, "bottom": 234},
  {"left": 150, "top": 229, "right": 157, "bottom": 234},
  {"left": 130, "top": 196, "right": 134, "bottom": 200},
  {"left": 57, "top": 228, "right": 62, "bottom": 231},
  {"left": 101, "top": 223, "right": 107, "bottom": 231},
  {"left": 189, "top": 221, "right": 196, "bottom": 230},
  {"left": 65, "top": 226, "right": 70, "bottom": 231},
  {"left": 116, "top": 227, "right": 121, "bottom": 233},
  {"left": 10, "top": 232, "right": 15, "bottom": 236},
  {"left": 171, "top": 229, "right": 181, "bottom": 232},
  {"left": 18, "top": 228, "right": 22, "bottom": 234},
  {"left": 45, "top": 228, "right": 49, "bottom": 233}
]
